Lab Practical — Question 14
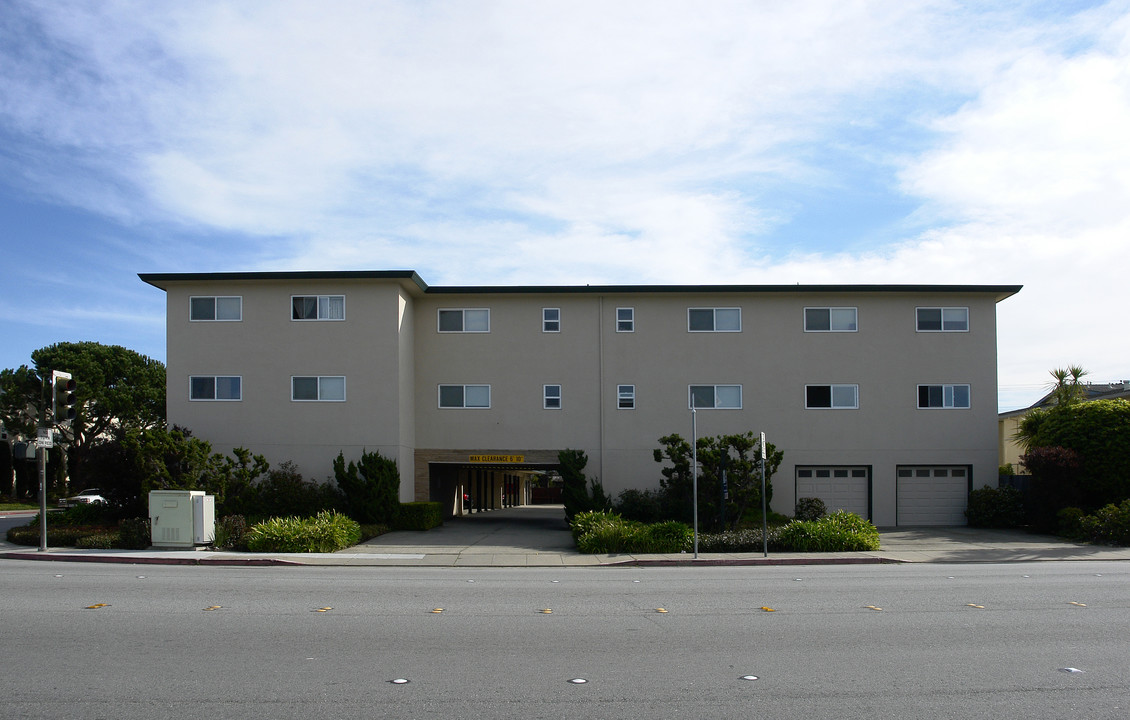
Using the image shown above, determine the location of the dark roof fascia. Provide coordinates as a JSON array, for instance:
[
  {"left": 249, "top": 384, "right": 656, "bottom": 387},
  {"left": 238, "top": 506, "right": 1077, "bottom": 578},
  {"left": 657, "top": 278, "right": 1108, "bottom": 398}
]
[
  {"left": 138, "top": 270, "right": 429, "bottom": 292},
  {"left": 425, "top": 284, "right": 1023, "bottom": 301},
  {"left": 137, "top": 272, "right": 1020, "bottom": 302}
]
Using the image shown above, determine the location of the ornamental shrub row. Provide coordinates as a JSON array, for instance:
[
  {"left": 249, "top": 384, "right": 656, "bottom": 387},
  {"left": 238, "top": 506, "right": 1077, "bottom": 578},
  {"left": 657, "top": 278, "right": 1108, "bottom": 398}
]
[
  {"left": 570, "top": 510, "right": 693, "bottom": 553},
  {"left": 393, "top": 502, "right": 443, "bottom": 531},
  {"left": 244, "top": 511, "right": 361, "bottom": 553},
  {"left": 1058, "top": 499, "right": 1130, "bottom": 546},
  {"left": 572, "top": 509, "right": 880, "bottom": 553}
]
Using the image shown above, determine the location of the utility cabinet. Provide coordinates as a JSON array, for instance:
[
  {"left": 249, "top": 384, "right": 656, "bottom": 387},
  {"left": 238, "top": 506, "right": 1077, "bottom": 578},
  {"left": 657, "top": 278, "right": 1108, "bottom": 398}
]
[{"left": 149, "top": 490, "right": 215, "bottom": 548}]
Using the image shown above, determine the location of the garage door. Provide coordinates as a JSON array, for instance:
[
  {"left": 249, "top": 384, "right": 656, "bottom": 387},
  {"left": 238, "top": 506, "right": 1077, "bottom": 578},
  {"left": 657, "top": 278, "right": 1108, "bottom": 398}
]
[
  {"left": 896, "top": 466, "right": 969, "bottom": 525},
  {"left": 796, "top": 467, "right": 870, "bottom": 519}
]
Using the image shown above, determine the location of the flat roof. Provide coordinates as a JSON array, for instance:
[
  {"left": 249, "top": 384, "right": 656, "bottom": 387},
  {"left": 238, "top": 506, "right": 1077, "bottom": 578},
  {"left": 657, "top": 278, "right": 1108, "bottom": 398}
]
[{"left": 138, "top": 271, "right": 1021, "bottom": 301}]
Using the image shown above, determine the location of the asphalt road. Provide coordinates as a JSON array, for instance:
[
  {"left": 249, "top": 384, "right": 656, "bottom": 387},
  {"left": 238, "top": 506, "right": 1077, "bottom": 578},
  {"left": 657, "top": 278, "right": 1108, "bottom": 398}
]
[{"left": 2, "top": 560, "right": 1127, "bottom": 719}]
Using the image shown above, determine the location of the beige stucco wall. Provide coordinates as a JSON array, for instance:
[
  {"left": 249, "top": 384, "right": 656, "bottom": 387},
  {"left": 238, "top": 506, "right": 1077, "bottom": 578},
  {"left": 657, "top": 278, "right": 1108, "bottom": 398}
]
[
  {"left": 410, "top": 290, "right": 1002, "bottom": 526},
  {"left": 165, "top": 278, "right": 413, "bottom": 484},
  {"left": 156, "top": 276, "right": 1009, "bottom": 527}
]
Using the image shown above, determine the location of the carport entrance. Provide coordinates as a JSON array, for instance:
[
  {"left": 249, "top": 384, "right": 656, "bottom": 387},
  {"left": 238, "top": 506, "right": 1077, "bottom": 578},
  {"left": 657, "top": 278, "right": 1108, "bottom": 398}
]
[{"left": 426, "top": 456, "right": 561, "bottom": 519}]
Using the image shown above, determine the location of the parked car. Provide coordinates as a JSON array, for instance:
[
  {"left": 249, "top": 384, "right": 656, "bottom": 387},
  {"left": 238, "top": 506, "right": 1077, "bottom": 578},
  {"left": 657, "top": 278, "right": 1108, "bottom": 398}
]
[{"left": 59, "top": 489, "right": 107, "bottom": 507}]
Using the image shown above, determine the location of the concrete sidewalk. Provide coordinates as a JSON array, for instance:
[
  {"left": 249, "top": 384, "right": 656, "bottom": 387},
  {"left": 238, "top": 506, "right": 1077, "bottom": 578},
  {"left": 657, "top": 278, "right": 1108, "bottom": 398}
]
[{"left": 4, "top": 505, "right": 1130, "bottom": 567}]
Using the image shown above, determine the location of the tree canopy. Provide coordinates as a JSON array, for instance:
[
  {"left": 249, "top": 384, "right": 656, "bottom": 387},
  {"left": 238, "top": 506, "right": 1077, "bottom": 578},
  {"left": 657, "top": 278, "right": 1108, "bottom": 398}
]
[{"left": 0, "top": 341, "right": 166, "bottom": 488}]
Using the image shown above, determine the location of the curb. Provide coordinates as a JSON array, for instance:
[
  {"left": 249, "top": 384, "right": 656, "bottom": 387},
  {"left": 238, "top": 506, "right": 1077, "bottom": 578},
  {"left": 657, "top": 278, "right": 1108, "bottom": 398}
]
[
  {"left": 0, "top": 551, "right": 303, "bottom": 567},
  {"left": 602, "top": 556, "right": 902, "bottom": 567}
]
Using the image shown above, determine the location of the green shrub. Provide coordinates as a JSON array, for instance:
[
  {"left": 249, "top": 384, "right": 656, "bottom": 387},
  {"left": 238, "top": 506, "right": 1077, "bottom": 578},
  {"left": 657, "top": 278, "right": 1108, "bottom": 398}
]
[
  {"left": 776, "top": 511, "right": 881, "bottom": 552},
  {"left": 1077, "top": 499, "right": 1130, "bottom": 546},
  {"left": 76, "top": 532, "right": 118, "bottom": 549},
  {"left": 245, "top": 511, "right": 362, "bottom": 553},
  {"left": 250, "top": 461, "right": 343, "bottom": 518},
  {"left": 572, "top": 512, "right": 692, "bottom": 554},
  {"left": 1056, "top": 507, "right": 1086, "bottom": 539},
  {"left": 212, "top": 515, "right": 248, "bottom": 550},
  {"left": 5, "top": 524, "right": 113, "bottom": 547},
  {"left": 359, "top": 524, "right": 390, "bottom": 541},
  {"left": 613, "top": 488, "right": 662, "bottom": 523},
  {"left": 965, "top": 485, "right": 1024, "bottom": 528},
  {"left": 569, "top": 509, "right": 623, "bottom": 542},
  {"left": 333, "top": 450, "right": 400, "bottom": 525},
  {"left": 117, "top": 518, "right": 151, "bottom": 549},
  {"left": 393, "top": 502, "right": 443, "bottom": 531},
  {"left": 794, "top": 497, "right": 827, "bottom": 522},
  {"left": 698, "top": 527, "right": 782, "bottom": 552}
]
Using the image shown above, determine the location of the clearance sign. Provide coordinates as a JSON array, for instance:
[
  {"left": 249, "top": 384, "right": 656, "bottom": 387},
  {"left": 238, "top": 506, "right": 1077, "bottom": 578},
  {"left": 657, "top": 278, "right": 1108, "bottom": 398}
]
[{"left": 469, "top": 454, "right": 525, "bottom": 463}]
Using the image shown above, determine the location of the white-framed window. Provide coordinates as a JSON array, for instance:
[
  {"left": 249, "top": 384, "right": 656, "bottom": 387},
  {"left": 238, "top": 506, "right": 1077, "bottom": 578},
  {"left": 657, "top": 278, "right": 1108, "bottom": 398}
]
[
  {"left": 916, "top": 307, "right": 968, "bottom": 332},
  {"left": 617, "top": 384, "right": 636, "bottom": 409},
  {"left": 805, "top": 384, "right": 859, "bottom": 409},
  {"left": 190, "top": 296, "right": 242, "bottom": 321},
  {"left": 292, "top": 295, "right": 344, "bottom": 321},
  {"left": 688, "top": 307, "right": 741, "bottom": 332},
  {"left": 189, "top": 376, "right": 242, "bottom": 401},
  {"left": 544, "top": 384, "right": 562, "bottom": 409},
  {"left": 291, "top": 376, "right": 346, "bottom": 401},
  {"left": 689, "top": 384, "right": 742, "bottom": 409},
  {"left": 616, "top": 307, "right": 635, "bottom": 332},
  {"left": 918, "top": 384, "right": 971, "bottom": 409},
  {"left": 543, "top": 308, "right": 560, "bottom": 333},
  {"left": 438, "top": 308, "right": 490, "bottom": 333},
  {"left": 804, "top": 307, "right": 857, "bottom": 332},
  {"left": 438, "top": 384, "right": 491, "bottom": 408}
]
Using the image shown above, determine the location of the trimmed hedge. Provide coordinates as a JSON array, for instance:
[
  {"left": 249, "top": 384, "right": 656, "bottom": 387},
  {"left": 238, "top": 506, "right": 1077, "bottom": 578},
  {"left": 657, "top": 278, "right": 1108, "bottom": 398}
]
[
  {"left": 245, "top": 511, "right": 362, "bottom": 553},
  {"left": 393, "top": 502, "right": 443, "bottom": 531}
]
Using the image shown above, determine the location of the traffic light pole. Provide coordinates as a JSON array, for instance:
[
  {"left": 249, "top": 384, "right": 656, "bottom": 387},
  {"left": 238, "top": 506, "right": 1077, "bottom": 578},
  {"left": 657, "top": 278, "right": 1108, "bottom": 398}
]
[{"left": 37, "top": 370, "right": 75, "bottom": 552}]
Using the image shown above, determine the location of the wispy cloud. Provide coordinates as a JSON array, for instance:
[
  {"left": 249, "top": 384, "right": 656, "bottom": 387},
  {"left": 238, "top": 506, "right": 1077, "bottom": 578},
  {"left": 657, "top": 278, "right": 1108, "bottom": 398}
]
[{"left": 1, "top": 0, "right": 1128, "bottom": 408}]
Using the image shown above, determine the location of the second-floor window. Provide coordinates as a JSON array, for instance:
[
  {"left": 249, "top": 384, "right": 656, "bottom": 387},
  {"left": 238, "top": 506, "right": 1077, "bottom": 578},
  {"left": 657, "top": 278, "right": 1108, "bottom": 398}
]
[
  {"left": 918, "top": 384, "right": 970, "bottom": 408},
  {"left": 688, "top": 308, "right": 741, "bottom": 332},
  {"left": 190, "top": 296, "right": 242, "bottom": 321},
  {"left": 616, "top": 307, "right": 634, "bottom": 332},
  {"left": 189, "top": 376, "right": 241, "bottom": 401},
  {"left": 439, "top": 308, "right": 490, "bottom": 332},
  {"left": 292, "top": 295, "right": 344, "bottom": 320},
  {"left": 292, "top": 376, "right": 346, "bottom": 401},
  {"left": 544, "top": 384, "right": 562, "bottom": 409},
  {"left": 916, "top": 307, "right": 968, "bottom": 332},
  {"left": 689, "top": 384, "right": 742, "bottom": 409},
  {"left": 806, "top": 384, "right": 859, "bottom": 409},
  {"left": 543, "top": 308, "right": 560, "bottom": 332},
  {"left": 439, "top": 384, "right": 491, "bottom": 408},
  {"left": 804, "top": 307, "right": 857, "bottom": 332},
  {"left": 617, "top": 385, "right": 636, "bottom": 409}
]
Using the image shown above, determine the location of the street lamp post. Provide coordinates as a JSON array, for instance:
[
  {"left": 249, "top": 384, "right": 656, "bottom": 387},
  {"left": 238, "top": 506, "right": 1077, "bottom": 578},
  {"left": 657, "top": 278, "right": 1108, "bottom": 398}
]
[{"left": 691, "top": 407, "right": 698, "bottom": 559}]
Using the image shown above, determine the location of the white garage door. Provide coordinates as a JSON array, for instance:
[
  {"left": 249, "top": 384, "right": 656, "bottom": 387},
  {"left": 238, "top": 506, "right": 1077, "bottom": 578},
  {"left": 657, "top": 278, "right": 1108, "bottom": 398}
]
[
  {"left": 896, "top": 466, "right": 969, "bottom": 525},
  {"left": 796, "top": 467, "right": 870, "bottom": 519}
]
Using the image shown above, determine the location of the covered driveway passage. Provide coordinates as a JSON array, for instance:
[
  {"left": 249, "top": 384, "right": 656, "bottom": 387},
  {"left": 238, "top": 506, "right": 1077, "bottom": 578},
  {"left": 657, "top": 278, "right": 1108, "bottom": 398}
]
[{"left": 425, "top": 454, "right": 561, "bottom": 519}]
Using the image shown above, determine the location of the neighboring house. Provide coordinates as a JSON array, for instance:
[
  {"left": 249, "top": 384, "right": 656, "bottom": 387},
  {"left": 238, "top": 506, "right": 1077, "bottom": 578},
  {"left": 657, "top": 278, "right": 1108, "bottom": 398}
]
[
  {"left": 999, "top": 381, "right": 1130, "bottom": 471},
  {"left": 140, "top": 271, "right": 1020, "bottom": 526}
]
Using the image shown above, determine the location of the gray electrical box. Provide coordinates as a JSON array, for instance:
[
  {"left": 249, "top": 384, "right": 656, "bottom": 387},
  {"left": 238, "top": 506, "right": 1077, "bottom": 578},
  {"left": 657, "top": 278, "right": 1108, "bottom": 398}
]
[{"left": 149, "top": 490, "right": 215, "bottom": 548}]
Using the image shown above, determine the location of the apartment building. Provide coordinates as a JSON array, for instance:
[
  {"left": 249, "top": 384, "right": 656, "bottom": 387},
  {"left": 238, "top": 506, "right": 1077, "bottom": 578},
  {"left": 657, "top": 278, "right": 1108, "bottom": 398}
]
[{"left": 140, "top": 271, "right": 1021, "bottom": 526}]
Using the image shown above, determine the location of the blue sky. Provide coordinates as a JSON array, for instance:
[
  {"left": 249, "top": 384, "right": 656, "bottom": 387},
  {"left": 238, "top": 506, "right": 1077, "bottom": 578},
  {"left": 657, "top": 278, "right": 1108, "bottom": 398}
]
[{"left": 2, "top": 0, "right": 1129, "bottom": 411}]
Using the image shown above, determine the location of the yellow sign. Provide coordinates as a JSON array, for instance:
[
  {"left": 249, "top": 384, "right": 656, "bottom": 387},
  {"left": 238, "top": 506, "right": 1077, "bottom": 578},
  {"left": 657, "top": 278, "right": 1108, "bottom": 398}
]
[{"left": 469, "top": 454, "right": 525, "bottom": 463}]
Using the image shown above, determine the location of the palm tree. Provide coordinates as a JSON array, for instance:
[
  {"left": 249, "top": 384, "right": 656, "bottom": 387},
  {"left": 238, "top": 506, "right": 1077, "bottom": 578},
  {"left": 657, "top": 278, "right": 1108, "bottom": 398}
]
[{"left": 1047, "top": 365, "right": 1089, "bottom": 406}]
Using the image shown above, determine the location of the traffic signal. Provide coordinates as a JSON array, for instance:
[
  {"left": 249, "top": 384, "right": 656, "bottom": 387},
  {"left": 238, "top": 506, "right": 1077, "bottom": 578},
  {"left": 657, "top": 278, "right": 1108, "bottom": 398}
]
[{"left": 53, "top": 375, "right": 77, "bottom": 427}]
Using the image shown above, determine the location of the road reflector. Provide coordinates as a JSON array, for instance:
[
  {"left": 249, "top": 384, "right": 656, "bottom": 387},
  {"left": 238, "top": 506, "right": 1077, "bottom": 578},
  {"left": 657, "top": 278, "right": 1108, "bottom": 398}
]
[
  {"left": 655, "top": 608, "right": 668, "bottom": 613},
  {"left": 85, "top": 603, "right": 109, "bottom": 609},
  {"left": 314, "top": 607, "right": 333, "bottom": 613},
  {"left": 760, "top": 606, "right": 775, "bottom": 612},
  {"left": 568, "top": 678, "right": 587, "bottom": 684},
  {"left": 430, "top": 608, "right": 444, "bottom": 613},
  {"left": 203, "top": 606, "right": 222, "bottom": 611},
  {"left": 1068, "top": 602, "right": 1087, "bottom": 607},
  {"left": 390, "top": 678, "right": 409, "bottom": 684},
  {"left": 740, "top": 675, "right": 759, "bottom": 681},
  {"left": 539, "top": 608, "right": 553, "bottom": 614},
  {"left": 966, "top": 603, "right": 985, "bottom": 609},
  {"left": 864, "top": 605, "right": 882, "bottom": 611}
]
